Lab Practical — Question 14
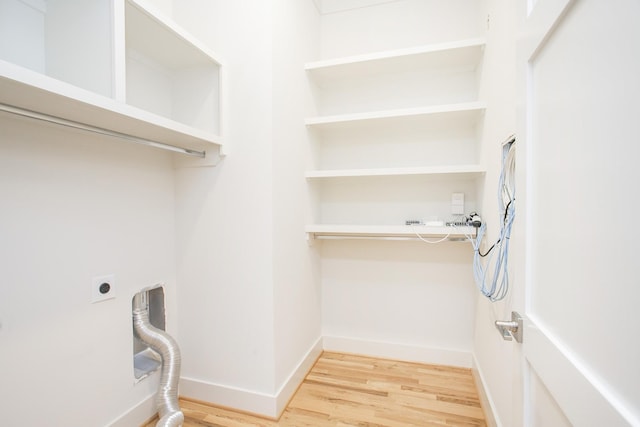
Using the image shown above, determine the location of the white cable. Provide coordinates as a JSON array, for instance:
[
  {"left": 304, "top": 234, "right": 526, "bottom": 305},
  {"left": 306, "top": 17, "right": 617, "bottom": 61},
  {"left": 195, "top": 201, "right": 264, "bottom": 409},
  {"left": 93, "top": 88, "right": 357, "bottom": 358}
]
[{"left": 413, "top": 231, "right": 451, "bottom": 244}]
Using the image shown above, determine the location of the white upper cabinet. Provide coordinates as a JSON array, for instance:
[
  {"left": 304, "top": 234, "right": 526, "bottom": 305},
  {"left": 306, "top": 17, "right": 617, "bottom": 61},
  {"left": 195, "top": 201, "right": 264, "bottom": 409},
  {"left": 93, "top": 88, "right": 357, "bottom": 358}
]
[{"left": 0, "top": 0, "right": 224, "bottom": 154}]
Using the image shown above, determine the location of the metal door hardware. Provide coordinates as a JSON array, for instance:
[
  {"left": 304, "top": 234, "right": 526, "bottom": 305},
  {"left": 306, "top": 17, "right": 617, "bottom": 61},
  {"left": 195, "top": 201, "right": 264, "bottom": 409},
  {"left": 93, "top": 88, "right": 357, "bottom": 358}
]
[{"left": 495, "top": 311, "right": 523, "bottom": 343}]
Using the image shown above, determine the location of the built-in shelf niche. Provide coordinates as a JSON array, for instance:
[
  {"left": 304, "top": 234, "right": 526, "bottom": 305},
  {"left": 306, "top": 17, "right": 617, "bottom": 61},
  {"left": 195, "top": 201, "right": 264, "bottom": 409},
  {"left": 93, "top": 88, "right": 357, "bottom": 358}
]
[
  {"left": 304, "top": 38, "right": 486, "bottom": 240},
  {"left": 0, "top": 0, "right": 113, "bottom": 97},
  {"left": 310, "top": 173, "right": 480, "bottom": 227},
  {"left": 124, "top": 0, "right": 221, "bottom": 135},
  {"left": 0, "top": 0, "right": 224, "bottom": 155}
]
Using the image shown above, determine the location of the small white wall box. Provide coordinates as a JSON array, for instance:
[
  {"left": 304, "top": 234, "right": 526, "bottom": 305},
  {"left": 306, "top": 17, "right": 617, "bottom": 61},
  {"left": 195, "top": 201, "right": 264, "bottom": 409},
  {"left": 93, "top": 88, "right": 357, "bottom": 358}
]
[
  {"left": 451, "top": 193, "right": 465, "bottom": 215},
  {"left": 91, "top": 274, "right": 116, "bottom": 303}
]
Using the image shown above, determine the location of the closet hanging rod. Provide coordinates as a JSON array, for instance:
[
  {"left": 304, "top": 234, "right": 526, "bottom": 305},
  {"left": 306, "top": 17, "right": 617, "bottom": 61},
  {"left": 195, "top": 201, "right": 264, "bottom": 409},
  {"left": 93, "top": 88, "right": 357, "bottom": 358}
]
[
  {"left": 309, "top": 235, "right": 469, "bottom": 242},
  {"left": 0, "top": 103, "right": 206, "bottom": 158}
]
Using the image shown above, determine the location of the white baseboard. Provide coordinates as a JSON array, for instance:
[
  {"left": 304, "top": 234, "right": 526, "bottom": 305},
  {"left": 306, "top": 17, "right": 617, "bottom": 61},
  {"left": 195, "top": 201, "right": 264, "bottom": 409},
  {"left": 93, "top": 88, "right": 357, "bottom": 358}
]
[
  {"left": 179, "top": 376, "right": 278, "bottom": 417},
  {"left": 117, "top": 336, "right": 471, "bottom": 422},
  {"left": 472, "top": 354, "right": 500, "bottom": 427},
  {"left": 108, "top": 394, "right": 156, "bottom": 427},
  {"left": 180, "top": 337, "right": 323, "bottom": 419},
  {"left": 274, "top": 336, "right": 323, "bottom": 416},
  {"left": 322, "top": 335, "right": 473, "bottom": 368}
]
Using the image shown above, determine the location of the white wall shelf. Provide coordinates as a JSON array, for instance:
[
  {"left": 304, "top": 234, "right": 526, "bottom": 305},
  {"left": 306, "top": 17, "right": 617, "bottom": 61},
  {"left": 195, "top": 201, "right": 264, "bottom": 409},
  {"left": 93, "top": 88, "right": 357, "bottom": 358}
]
[
  {"left": 305, "top": 102, "right": 485, "bottom": 129},
  {"left": 0, "top": 0, "right": 224, "bottom": 156},
  {"left": 306, "top": 165, "right": 486, "bottom": 179},
  {"left": 306, "top": 224, "right": 476, "bottom": 241},
  {"left": 305, "top": 38, "right": 485, "bottom": 83}
]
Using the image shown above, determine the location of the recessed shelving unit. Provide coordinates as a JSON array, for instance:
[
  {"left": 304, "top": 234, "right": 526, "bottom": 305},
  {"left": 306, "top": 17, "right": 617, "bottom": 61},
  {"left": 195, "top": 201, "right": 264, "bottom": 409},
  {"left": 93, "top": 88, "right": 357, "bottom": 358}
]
[
  {"left": 0, "top": 0, "right": 225, "bottom": 156},
  {"left": 305, "top": 37, "right": 486, "bottom": 241},
  {"left": 124, "top": 0, "right": 221, "bottom": 137}
]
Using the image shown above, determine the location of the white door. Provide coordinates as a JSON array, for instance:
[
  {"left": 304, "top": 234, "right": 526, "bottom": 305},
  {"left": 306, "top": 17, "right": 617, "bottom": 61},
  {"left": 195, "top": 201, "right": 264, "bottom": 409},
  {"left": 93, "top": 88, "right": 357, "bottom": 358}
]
[{"left": 517, "top": 0, "right": 640, "bottom": 425}]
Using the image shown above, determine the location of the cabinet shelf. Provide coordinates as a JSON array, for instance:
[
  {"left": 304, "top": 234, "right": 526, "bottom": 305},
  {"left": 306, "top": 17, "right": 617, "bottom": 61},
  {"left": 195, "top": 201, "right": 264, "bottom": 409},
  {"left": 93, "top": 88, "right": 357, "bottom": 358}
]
[
  {"left": 305, "top": 38, "right": 485, "bottom": 84},
  {"left": 0, "top": 60, "right": 222, "bottom": 152},
  {"left": 306, "top": 164, "right": 486, "bottom": 179},
  {"left": 305, "top": 102, "right": 485, "bottom": 129},
  {"left": 306, "top": 224, "right": 476, "bottom": 241}
]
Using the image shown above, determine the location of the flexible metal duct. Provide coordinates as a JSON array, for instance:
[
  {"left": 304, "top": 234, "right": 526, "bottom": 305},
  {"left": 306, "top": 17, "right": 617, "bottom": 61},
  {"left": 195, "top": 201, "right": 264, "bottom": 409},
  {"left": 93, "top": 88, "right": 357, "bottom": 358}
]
[{"left": 132, "top": 291, "right": 184, "bottom": 427}]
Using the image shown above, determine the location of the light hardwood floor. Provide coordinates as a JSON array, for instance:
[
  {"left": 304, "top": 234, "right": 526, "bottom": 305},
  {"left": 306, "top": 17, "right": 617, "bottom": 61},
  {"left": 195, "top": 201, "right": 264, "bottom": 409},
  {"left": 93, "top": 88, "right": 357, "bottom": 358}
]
[{"left": 145, "top": 352, "right": 487, "bottom": 426}]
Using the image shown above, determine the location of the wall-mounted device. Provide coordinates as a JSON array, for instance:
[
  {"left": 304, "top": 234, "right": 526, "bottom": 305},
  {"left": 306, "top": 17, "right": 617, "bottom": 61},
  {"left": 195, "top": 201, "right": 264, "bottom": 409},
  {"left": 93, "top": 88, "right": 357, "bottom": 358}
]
[
  {"left": 469, "top": 212, "right": 482, "bottom": 228},
  {"left": 451, "top": 193, "right": 465, "bottom": 215}
]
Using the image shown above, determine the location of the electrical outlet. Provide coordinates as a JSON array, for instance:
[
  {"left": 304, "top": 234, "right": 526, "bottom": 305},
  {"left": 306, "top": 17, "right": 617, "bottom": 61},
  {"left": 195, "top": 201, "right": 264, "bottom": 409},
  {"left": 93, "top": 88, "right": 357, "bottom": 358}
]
[{"left": 92, "top": 274, "right": 116, "bottom": 303}]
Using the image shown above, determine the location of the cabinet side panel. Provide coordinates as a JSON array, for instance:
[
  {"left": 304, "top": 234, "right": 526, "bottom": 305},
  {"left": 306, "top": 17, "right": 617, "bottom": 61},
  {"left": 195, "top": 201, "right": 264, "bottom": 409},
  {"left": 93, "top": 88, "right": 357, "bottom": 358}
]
[{"left": 172, "top": 65, "right": 220, "bottom": 134}]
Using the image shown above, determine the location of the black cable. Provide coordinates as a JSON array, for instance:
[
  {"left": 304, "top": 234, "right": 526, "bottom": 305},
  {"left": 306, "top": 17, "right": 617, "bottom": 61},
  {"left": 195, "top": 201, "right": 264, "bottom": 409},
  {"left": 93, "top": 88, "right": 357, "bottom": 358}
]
[
  {"left": 479, "top": 239, "right": 499, "bottom": 257},
  {"left": 477, "top": 200, "right": 512, "bottom": 257}
]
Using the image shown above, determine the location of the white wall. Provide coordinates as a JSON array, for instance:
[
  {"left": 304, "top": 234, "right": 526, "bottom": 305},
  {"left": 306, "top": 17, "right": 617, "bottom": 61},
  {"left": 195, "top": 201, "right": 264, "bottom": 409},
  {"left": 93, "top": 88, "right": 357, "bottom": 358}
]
[
  {"left": 471, "top": 1, "right": 518, "bottom": 425},
  {"left": 319, "top": 0, "right": 484, "bottom": 58},
  {"left": 321, "top": 240, "right": 476, "bottom": 366},
  {"left": 317, "top": 0, "right": 486, "bottom": 366},
  {"left": 172, "top": 0, "right": 277, "bottom": 408},
  {"left": 271, "top": 0, "right": 323, "bottom": 407},
  {"left": 172, "top": 0, "right": 322, "bottom": 417},
  {"left": 0, "top": 115, "right": 177, "bottom": 426}
]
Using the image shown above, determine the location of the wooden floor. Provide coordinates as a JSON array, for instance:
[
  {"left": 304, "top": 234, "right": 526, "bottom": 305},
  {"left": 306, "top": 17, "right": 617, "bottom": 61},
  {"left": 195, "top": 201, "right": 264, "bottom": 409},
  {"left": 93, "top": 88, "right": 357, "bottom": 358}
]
[{"left": 146, "top": 352, "right": 487, "bottom": 427}]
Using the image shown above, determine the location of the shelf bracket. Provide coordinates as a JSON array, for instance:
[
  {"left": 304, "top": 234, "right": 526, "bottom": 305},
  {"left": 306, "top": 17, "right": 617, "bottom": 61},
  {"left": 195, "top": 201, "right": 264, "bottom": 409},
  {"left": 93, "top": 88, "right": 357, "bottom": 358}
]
[{"left": 306, "top": 232, "right": 316, "bottom": 246}]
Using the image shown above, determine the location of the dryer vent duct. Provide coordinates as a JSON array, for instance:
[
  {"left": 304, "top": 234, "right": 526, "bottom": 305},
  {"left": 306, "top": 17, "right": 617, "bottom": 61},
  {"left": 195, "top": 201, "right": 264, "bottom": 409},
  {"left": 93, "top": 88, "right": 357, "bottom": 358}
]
[{"left": 132, "top": 288, "right": 184, "bottom": 427}]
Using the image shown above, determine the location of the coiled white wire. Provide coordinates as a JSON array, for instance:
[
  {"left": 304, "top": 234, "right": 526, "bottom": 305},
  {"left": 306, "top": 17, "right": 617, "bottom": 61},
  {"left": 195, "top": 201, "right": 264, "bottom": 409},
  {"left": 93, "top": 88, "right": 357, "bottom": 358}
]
[
  {"left": 471, "top": 138, "right": 516, "bottom": 301},
  {"left": 413, "top": 231, "right": 452, "bottom": 243}
]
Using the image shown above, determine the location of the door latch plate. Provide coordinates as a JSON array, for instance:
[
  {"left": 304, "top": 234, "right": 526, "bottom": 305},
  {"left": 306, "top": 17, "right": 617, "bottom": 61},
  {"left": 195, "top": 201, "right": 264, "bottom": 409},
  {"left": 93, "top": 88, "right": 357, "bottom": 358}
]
[{"left": 495, "top": 311, "right": 524, "bottom": 343}]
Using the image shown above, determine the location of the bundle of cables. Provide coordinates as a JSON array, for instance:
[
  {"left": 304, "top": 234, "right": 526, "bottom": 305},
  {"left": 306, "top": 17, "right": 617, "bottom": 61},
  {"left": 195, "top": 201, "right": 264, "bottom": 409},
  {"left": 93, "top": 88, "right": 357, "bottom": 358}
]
[{"left": 471, "top": 137, "right": 516, "bottom": 301}]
